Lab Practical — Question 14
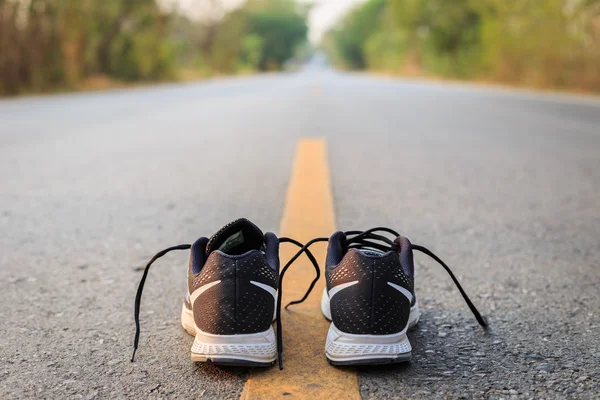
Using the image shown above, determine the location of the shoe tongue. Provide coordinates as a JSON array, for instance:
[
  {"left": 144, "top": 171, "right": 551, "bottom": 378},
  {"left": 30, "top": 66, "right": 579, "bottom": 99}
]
[{"left": 205, "top": 218, "right": 264, "bottom": 255}]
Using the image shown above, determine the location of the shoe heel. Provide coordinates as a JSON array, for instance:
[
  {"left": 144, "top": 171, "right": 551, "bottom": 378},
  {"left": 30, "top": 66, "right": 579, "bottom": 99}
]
[{"left": 181, "top": 299, "right": 276, "bottom": 366}]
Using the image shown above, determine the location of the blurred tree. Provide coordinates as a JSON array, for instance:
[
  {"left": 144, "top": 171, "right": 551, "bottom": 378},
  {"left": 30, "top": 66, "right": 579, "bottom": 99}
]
[
  {"left": 201, "top": 0, "right": 307, "bottom": 72},
  {"left": 248, "top": 6, "right": 307, "bottom": 70},
  {"left": 241, "top": 34, "right": 264, "bottom": 70},
  {"left": 325, "top": 0, "right": 600, "bottom": 91},
  {"left": 0, "top": 0, "right": 308, "bottom": 95},
  {"left": 327, "top": 0, "right": 385, "bottom": 69}
]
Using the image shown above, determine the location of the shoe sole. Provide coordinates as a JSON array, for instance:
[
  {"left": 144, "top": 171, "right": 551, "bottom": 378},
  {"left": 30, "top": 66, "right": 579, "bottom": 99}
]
[
  {"left": 181, "top": 305, "right": 277, "bottom": 367},
  {"left": 321, "top": 288, "right": 420, "bottom": 366}
]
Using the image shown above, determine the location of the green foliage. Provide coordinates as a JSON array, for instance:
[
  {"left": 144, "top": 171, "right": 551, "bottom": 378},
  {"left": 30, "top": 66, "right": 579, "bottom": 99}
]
[
  {"left": 0, "top": 0, "right": 177, "bottom": 94},
  {"left": 328, "top": 0, "right": 386, "bottom": 69},
  {"left": 0, "top": 0, "right": 308, "bottom": 95},
  {"left": 241, "top": 34, "right": 265, "bottom": 70},
  {"left": 210, "top": 10, "right": 249, "bottom": 73},
  {"left": 325, "top": 0, "right": 600, "bottom": 91},
  {"left": 248, "top": 8, "right": 307, "bottom": 70},
  {"left": 206, "top": 0, "right": 308, "bottom": 73}
]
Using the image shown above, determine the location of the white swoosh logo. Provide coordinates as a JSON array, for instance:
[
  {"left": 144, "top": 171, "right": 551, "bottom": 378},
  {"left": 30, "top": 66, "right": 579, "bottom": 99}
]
[
  {"left": 189, "top": 280, "right": 221, "bottom": 306},
  {"left": 387, "top": 282, "right": 413, "bottom": 302},
  {"left": 328, "top": 280, "right": 359, "bottom": 299},
  {"left": 250, "top": 280, "right": 277, "bottom": 300}
]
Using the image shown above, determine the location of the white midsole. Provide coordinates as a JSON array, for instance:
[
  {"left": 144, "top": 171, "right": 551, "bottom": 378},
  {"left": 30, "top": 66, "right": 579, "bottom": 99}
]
[
  {"left": 326, "top": 323, "right": 412, "bottom": 361},
  {"left": 181, "top": 305, "right": 277, "bottom": 363}
]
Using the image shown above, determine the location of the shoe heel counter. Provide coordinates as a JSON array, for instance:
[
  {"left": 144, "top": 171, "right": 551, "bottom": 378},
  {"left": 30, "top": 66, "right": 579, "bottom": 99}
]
[
  {"left": 371, "top": 252, "right": 412, "bottom": 334},
  {"left": 234, "top": 252, "right": 277, "bottom": 334},
  {"left": 190, "top": 251, "right": 276, "bottom": 335},
  {"left": 328, "top": 250, "right": 374, "bottom": 334},
  {"left": 191, "top": 252, "right": 237, "bottom": 335},
  {"left": 329, "top": 251, "right": 412, "bottom": 335}
]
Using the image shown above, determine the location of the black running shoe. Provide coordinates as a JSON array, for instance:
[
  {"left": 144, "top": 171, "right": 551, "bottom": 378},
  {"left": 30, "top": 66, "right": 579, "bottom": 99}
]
[
  {"left": 286, "top": 227, "right": 487, "bottom": 366},
  {"left": 131, "top": 218, "right": 319, "bottom": 368}
]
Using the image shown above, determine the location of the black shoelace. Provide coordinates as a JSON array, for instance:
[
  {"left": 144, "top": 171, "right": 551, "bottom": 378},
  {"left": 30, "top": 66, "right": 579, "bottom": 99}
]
[
  {"left": 131, "top": 238, "right": 320, "bottom": 370},
  {"left": 284, "top": 227, "right": 489, "bottom": 328},
  {"left": 132, "top": 229, "right": 487, "bottom": 368}
]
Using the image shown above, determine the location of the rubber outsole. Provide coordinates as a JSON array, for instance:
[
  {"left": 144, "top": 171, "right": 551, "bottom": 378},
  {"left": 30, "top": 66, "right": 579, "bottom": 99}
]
[
  {"left": 199, "top": 357, "right": 276, "bottom": 367},
  {"left": 328, "top": 353, "right": 412, "bottom": 366}
]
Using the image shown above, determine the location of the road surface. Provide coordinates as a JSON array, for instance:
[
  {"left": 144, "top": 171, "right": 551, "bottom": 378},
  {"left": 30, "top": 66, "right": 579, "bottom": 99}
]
[{"left": 1, "top": 69, "right": 599, "bottom": 399}]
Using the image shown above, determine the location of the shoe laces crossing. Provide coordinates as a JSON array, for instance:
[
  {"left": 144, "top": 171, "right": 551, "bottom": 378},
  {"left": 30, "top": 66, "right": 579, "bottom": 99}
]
[
  {"left": 131, "top": 228, "right": 488, "bottom": 368},
  {"left": 130, "top": 238, "right": 320, "bottom": 369},
  {"left": 284, "top": 227, "right": 488, "bottom": 327}
]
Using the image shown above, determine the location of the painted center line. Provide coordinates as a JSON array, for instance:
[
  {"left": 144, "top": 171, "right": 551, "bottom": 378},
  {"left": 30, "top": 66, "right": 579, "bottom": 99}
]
[{"left": 241, "top": 139, "right": 360, "bottom": 399}]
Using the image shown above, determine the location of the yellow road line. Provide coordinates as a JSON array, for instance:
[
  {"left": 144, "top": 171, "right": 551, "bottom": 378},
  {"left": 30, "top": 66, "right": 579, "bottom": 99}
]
[{"left": 241, "top": 139, "right": 360, "bottom": 399}]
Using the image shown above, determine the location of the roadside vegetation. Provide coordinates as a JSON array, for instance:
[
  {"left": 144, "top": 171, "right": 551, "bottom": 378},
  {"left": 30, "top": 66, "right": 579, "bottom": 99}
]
[
  {"left": 323, "top": 0, "right": 600, "bottom": 92},
  {"left": 0, "top": 0, "right": 308, "bottom": 96}
]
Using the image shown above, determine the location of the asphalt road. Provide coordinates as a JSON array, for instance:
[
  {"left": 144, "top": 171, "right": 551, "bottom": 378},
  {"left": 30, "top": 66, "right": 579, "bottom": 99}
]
[{"left": 1, "top": 69, "right": 599, "bottom": 399}]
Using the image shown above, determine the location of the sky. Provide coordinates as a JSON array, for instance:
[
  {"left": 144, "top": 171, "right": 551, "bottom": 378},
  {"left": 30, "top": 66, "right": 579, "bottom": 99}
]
[
  {"left": 165, "top": 0, "right": 366, "bottom": 43},
  {"left": 303, "top": 0, "right": 366, "bottom": 42}
]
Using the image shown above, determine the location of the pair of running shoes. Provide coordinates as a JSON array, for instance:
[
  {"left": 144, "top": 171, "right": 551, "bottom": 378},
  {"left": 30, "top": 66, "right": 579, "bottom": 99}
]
[{"left": 131, "top": 218, "right": 487, "bottom": 369}]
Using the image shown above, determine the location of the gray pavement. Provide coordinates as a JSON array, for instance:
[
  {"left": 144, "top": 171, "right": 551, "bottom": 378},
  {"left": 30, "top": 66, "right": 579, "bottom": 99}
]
[{"left": 1, "top": 70, "right": 599, "bottom": 399}]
